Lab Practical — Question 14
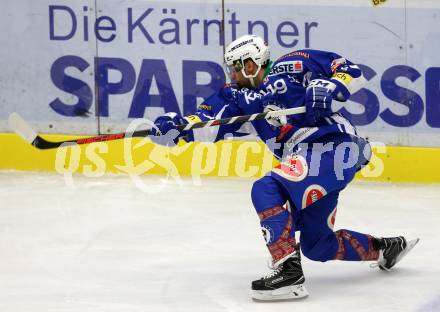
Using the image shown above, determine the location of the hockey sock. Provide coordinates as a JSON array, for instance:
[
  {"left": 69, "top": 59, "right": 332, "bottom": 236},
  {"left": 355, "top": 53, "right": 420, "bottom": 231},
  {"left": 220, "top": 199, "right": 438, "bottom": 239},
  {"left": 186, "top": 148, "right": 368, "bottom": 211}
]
[
  {"left": 334, "top": 229, "right": 379, "bottom": 261},
  {"left": 258, "top": 206, "right": 297, "bottom": 265}
]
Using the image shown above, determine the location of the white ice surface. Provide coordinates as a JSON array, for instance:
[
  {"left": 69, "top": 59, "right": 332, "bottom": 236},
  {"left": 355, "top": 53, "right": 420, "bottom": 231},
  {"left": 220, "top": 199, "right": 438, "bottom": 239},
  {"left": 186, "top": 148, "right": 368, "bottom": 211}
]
[{"left": 0, "top": 171, "right": 439, "bottom": 312}]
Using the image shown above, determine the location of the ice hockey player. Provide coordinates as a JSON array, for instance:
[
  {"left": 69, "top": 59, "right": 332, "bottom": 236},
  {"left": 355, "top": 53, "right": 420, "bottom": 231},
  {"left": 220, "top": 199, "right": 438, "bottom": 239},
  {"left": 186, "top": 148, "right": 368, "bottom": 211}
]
[{"left": 151, "top": 34, "right": 419, "bottom": 301}]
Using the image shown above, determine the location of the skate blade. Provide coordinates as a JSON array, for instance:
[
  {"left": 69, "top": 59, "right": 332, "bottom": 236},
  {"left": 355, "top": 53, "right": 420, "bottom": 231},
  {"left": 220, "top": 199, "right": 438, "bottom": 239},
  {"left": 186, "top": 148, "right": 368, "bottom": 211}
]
[
  {"left": 380, "top": 238, "right": 420, "bottom": 271},
  {"left": 252, "top": 284, "right": 309, "bottom": 301}
]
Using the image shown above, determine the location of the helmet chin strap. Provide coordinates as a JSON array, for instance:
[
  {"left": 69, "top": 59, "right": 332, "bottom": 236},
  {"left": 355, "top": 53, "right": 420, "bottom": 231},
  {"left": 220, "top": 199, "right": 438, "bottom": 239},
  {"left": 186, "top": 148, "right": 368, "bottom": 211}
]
[
  {"left": 249, "top": 77, "right": 256, "bottom": 88},
  {"left": 241, "top": 65, "right": 262, "bottom": 88}
]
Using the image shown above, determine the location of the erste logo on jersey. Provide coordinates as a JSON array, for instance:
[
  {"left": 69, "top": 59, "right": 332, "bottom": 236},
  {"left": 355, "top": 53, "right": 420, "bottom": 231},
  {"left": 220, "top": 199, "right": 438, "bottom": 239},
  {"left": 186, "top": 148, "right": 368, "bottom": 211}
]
[
  {"left": 272, "top": 155, "right": 308, "bottom": 182},
  {"left": 301, "top": 184, "right": 327, "bottom": 209},
  {"left": 269, "top": 61, "right": 303, "bottom": 76}
]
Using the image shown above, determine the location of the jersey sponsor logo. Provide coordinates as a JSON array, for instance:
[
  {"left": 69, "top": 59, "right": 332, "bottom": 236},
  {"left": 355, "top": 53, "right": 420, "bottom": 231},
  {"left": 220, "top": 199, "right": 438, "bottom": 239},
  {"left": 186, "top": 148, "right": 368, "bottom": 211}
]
[
  {"left": 327, "top": 207, "right": 337, "bottom": 230},
  {"left": 272, "top": 155, "right": 308, "bottom": 182},
  {"left": 198, "top": 104, "right": 212, "bottom": 111},
  {"left": 269, "top": 61, "right": 303, "bottom": 75},
  {"left": 278, "top": 51, "right": 310, "bottom": 60},
  {"left": 244, "top": 91, "right": 262, "bottom": 104},
  {"left": 285, "top": 127, "right": 319, "bottom": 151},
  {"left": 332, "top": 72, "right": 354, "bottom": 86},
  {"left": 244, "top": 79, "right": 288, "bottom": 104},
  {"left": 184, "top": 115, "right": 202, "bottom": 124},
  {"left": 301, "top": 184, "right": 327, "bottom": 209}
]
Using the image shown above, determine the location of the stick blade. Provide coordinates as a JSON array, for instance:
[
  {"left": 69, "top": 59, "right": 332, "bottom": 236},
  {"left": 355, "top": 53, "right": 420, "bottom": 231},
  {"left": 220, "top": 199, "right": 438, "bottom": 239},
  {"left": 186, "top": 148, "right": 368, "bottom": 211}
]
[{"left": 8, "top": 112, "right": 38, "bottom": 144}]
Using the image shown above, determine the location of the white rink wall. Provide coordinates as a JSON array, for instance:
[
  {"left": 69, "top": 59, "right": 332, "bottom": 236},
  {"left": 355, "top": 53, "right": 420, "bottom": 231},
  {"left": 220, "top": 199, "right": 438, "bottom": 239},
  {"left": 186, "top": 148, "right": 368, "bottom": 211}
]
[{"left": 1, "top": 0, "right": 440, "bottom": 146}]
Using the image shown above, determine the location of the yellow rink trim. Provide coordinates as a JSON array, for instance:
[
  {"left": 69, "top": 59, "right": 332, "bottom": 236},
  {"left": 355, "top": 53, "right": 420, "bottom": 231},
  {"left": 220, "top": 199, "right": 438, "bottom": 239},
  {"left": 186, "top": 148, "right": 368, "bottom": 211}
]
[{"left": 1, "top": 133, "right": 439, "bottom": 183}]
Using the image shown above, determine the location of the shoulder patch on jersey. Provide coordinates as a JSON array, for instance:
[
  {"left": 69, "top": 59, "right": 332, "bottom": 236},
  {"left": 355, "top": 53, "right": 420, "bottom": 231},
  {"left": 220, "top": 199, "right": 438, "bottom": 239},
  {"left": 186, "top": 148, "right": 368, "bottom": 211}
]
[{"left": 269, "top": 61, "right": 303, "bottom": 76}]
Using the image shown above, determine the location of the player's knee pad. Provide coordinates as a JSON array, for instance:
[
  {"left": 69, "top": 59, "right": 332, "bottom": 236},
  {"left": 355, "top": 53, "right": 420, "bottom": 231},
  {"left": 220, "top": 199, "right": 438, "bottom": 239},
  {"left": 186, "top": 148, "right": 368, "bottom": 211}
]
[{"left": 300, "top": 233, "right": 338, "bottom": 262}]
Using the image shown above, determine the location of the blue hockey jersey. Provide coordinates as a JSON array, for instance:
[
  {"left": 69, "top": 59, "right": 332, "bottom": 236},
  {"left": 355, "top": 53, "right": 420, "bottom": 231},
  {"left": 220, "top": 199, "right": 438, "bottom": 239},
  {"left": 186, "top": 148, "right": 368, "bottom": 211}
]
[{"left": 184, "top": 49, "right": 366, "bottom": 160}]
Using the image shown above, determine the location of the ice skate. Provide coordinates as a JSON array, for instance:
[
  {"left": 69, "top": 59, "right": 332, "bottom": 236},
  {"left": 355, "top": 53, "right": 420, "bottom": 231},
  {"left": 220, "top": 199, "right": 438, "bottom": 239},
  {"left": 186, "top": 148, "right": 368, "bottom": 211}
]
[
  {"left": 374, "top": 236, "right": 420, "bottom": 271},
  {"left": 252, "top": 250, "right": 308, "bottom": 301}
]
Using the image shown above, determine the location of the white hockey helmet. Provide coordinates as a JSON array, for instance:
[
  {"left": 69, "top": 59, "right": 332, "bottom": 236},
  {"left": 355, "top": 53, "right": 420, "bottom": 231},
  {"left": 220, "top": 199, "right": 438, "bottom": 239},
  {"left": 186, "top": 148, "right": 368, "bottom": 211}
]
[{"left": 224, "top": 34, "right": 270, "bottom": 80}]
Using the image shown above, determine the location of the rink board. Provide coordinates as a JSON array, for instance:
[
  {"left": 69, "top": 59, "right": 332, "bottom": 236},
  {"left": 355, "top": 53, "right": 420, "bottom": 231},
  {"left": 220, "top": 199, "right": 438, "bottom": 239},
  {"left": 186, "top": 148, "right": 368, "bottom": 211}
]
[
  {"left": 1, "top": 1, "right": 440, "bottom": 148},
  {"left": 1, "top": 133, "right": 439, "bottom": 183}
]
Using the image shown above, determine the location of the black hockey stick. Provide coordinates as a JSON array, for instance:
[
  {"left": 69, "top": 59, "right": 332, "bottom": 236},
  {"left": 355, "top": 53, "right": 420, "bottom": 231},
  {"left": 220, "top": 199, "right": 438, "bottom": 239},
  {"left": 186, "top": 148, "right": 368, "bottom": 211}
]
[{"left": 8, "top": 106, "right": 305, "bottom": 150}]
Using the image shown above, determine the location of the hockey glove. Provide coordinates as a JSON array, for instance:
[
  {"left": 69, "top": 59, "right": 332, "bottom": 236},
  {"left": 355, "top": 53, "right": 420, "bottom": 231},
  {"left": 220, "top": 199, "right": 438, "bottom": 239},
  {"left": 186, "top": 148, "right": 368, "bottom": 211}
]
[
  {"left": 150, "top": 112, "right": 187, "bottom": 146},
  {"left": 264, "top": 104, "right": 287, "bottom": 127},
  {"left": 305, "top": 85, "right": 333, "bottom": 125}
]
